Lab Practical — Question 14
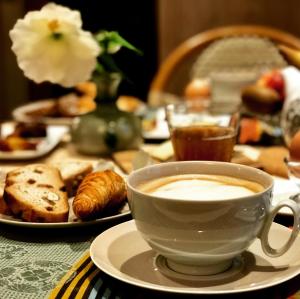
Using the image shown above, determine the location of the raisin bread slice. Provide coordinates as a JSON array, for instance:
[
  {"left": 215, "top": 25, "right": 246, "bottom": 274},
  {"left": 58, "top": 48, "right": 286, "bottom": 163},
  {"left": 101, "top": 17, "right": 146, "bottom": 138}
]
[
  {"left": 4, "top": 164, "right": 69, "bottom": 222},
  {"left": 5, "top": 164, "right": 65, "bottom": 186}
]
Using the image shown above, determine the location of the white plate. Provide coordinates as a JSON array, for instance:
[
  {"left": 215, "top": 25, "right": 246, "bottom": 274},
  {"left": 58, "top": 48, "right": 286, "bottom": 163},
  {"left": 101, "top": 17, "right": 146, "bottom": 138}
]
[
  {"left": 0, "top": 202, "right": 130, "bottom": 228},
  {"left": 12, "top": 99, "right": 74, "bottom": 126},
  {"left": 90, "top": 220, "right": 300, "bottom": 295},
  {"left": 142, "top": 108, "right": 170, "bottom": 140},
  {"left": 0, "top": 159, "right": 130, "bottom": 228},
  {"left": 0, "top": 123, "right": 68, "bottom": 160},
  {"left": 142, "top": 120, "right": 169, "bottom": 140}
]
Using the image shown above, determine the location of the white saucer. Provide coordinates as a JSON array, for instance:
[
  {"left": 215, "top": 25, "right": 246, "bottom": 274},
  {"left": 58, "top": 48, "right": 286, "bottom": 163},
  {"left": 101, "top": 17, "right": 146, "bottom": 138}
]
[{"left": 90, "top": 220, "right": 300, "bottom": 295}]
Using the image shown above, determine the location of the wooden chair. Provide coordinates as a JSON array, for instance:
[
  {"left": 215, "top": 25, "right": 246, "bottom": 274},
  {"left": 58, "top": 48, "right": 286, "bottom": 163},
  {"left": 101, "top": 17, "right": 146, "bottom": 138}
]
[{"left": 149, "top": 25, "right": 300, "bottom": 106}]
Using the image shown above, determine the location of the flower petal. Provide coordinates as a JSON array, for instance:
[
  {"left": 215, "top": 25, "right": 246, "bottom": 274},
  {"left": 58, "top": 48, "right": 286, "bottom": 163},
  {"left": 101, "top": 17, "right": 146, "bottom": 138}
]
[{"left": 9, "top": 3, "right": 101, "bottom": 87}]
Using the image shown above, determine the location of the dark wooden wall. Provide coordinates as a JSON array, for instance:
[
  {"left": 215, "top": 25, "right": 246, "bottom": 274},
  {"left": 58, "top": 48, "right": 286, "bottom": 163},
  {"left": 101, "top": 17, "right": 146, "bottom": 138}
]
[
  {"left": 0, "top": 0, "right": 28, "bottom": 120},
  {"left": 157, "top": 0, "right": 300, "bottom": 62}
]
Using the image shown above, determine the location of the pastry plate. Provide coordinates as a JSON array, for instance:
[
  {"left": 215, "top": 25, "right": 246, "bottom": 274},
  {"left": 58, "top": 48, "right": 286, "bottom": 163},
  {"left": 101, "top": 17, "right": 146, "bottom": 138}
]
[
  {"left": 142, "top": 107, "right": 170, "bottom": 140},
  {"left": 90, "top": 220, "right": 300, "bottom": 295},
  {"left": 0, "top": 202, "right": 130, "bottom": 228},
  {"left": 12, "top": 99, "right": 74, "bottom": 126},
  {"left": 0, "top": 159, "right": 130, "bottom": 228},
  {"left": 0, "top": 123, "right": 68, "bottom": 160}
]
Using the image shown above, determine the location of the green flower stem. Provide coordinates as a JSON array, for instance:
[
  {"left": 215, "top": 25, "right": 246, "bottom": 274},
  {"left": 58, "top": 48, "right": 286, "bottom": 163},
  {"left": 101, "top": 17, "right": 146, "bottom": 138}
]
[{"left": 93, "top": 30, "right": 142, "bottom": 79}]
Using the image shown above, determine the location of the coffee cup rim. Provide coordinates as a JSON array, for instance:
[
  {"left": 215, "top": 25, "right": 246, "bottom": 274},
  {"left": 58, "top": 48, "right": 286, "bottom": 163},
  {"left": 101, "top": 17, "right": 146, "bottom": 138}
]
[{"left": 127, "top": 161, "right": 273, "bottom": 203}]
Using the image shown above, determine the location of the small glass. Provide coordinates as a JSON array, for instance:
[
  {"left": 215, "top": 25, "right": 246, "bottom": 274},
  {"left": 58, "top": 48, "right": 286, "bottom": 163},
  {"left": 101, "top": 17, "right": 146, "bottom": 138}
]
[{"left": 165, "top": 100, "right": 239, "bottom": 162}]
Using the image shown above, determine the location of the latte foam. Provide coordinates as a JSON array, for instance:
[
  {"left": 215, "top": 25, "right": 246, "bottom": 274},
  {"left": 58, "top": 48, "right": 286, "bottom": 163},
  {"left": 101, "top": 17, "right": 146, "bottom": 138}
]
[{"left": 138, "top": 174, "right": 264, "bottom": 200}]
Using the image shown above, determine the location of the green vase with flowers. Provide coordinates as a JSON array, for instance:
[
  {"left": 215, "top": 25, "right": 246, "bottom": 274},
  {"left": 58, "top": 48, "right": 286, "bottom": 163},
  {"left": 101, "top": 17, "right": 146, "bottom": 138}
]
[{"left": 71, "top": 31, "right": 143, "bottom": 155}]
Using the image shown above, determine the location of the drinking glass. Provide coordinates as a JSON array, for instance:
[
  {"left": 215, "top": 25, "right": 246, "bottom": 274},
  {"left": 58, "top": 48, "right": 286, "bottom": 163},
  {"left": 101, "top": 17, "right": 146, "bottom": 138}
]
[{"left": 165, "top": 100, "right": 239, "bottom": 161}]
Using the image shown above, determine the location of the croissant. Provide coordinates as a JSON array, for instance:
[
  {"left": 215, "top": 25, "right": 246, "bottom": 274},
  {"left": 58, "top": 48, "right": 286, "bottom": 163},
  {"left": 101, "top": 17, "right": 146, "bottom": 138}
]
[{"left": 73, "top": 170, "right": 126, "bottom": 220}]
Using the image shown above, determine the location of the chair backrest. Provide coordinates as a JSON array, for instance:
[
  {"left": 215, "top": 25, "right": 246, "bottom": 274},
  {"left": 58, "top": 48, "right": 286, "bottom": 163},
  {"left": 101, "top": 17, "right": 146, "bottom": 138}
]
[{"left": 149, "top": 25, "right": 300, "bottom": 106}]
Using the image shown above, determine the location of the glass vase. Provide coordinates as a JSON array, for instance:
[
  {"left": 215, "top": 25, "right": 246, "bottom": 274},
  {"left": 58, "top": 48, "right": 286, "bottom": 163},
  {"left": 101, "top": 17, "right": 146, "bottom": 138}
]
[{"left": 71, "top": 73, "right": 142, "bottom": 155}]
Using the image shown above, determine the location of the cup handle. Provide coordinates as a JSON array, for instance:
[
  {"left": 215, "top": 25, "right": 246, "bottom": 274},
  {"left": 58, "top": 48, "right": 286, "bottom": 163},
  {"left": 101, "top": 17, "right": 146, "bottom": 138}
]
[{"left": 260, "top": 199, "right": 300, "bottom": 257}]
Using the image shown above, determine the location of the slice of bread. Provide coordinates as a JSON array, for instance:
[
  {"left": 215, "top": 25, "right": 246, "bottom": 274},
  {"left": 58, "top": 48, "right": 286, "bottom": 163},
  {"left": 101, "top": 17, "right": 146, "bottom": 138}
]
[
  {"left": 53, "top": 161, "right": 93, "bottom": 197},
  {"left": 5, "top": 164, "right": 63, "bottom": 187},
  {"left": 4, "top": 164, "right": 68, "bottom": 222},
  {"left": 0, "top": 170, "right": 10, "bottom": 215}
]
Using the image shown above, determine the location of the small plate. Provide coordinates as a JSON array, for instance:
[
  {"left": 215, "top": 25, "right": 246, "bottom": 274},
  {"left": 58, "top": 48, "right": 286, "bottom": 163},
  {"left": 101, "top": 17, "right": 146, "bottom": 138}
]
[
  {"left": 0, "top": 159, "right": 130, "bottom": 228},
  {"left": 12, "top": 99, "right": 73, "bottom": 126},
  {"left": 142, "top": 107, "right": 170, "bottom": 140},
  {"left": 0, "top": 124, "right": 68, "bottom": 160},
  {"left": 90, "top": 220, "right": 300, "bottom": 295},
  {"left": 142, "top": 120, "right": 169, "bottom": 140},
  {"left": 0, "top": 202, "right": 130, "bottom": 228}
]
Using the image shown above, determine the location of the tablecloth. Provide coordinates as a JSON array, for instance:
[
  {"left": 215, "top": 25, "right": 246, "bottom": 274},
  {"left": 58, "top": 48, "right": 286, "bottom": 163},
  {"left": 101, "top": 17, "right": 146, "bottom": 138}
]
[{"left": 0, "top": 232, "right": 90, "bottom": 299}]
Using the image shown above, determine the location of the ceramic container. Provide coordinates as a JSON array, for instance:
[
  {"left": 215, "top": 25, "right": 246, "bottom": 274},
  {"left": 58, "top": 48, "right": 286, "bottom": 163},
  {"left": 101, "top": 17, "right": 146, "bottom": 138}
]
[{"left": 127, "top": 161, "right": 300, "bottom": 275}]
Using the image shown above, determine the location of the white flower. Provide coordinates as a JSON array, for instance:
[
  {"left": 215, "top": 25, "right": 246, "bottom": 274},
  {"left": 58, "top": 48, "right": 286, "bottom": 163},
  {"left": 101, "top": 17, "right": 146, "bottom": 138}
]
[{"left": 9, "top": 3, "right": 101, "bottom": 87}]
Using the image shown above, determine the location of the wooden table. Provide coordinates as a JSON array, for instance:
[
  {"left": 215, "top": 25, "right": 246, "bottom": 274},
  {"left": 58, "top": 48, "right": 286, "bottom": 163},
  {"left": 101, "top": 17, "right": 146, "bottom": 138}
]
[{"left": 0, "top": 138, "right": 297, "bottom": 299}]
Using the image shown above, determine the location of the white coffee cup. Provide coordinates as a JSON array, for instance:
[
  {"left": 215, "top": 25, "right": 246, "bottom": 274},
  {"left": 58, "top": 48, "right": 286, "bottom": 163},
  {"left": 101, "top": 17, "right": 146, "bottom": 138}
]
[{"left": 127, "top": 161, "right": 300, "bottom": 276}]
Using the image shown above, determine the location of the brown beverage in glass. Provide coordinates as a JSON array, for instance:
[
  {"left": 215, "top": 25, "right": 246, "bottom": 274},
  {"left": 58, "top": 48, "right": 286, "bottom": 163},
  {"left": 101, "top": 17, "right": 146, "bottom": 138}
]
[
  {"left": 171, "top": 125, "right": 236, "bottom": 161},
  {"left": 166, "top": 100, "right": 239, "bottom": 162}
]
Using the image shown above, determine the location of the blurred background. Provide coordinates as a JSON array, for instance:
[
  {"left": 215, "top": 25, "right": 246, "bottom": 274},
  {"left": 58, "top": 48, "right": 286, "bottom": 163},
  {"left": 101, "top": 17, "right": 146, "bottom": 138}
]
[{"left": 1, "top": 0, "right": 300, "bottom": 120}]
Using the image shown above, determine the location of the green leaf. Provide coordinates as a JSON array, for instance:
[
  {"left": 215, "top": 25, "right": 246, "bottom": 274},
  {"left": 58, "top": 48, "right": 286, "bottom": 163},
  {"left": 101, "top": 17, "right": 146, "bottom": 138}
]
[
  {"left": 95, "top": 31, "right": 108, "bottom": 44},
  {"left": 109, "top": 32, "right": 143, "bottom": 55},
  {"left": 107, "top": 41, "right": 121, "bottom": 54},
  {"left": 95, "top": 31, "right": 142, "bottom": 55},
  {"left": 93, "top": 30, "right": 142, "bottom": 80}
]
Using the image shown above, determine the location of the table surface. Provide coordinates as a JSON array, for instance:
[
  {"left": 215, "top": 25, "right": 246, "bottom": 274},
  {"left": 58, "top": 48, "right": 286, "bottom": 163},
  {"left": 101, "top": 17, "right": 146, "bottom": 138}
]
[{"left": 0, "top": 136, "right": 298, "bottom": 299}]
